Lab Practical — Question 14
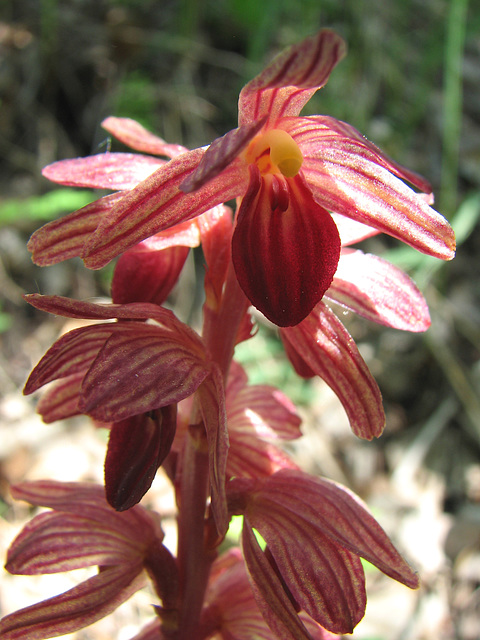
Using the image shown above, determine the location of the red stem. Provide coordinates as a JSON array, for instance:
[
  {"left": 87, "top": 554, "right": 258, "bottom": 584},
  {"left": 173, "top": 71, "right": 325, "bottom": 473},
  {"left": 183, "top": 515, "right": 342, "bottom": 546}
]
[{"left": 175, "top": 261, "right": 249, "bottom": 637}]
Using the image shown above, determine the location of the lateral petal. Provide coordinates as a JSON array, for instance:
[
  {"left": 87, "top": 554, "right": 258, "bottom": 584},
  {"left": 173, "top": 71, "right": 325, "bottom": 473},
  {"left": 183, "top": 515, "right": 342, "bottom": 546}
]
[
  {"left": 239, "top": 30, "right": 346, "bottom": 128},
  {"left": 102, "top": 117, "right": 187, "bottom": 158},
  {"left": 36, "top": 373, "right": 83, "bottom": 423},
  {"left": 326, "top": 250, "right": 431, "bottom": 331},
  {"left": 0, "top": 564, "right": 145, "bottom": 640},
  {"left": 232, "top": 168, "right": 341, "bottom": 327},
  {"left": 79, "top": 324, "right": 210, "bottom": 421},
  {"left": 42, "top": 153, "right": 164, "bottom": 190},
  {"left": 83, "top": 149, "right": 247, "bottom": 269},
  {"left": 27, "top": 193, "right": 123, "bottom": 266},
  {"left": 281, "top": 301, "right": 385, "bottom": 439},
  {"left": 249, "top": 469, "right": 419, "bottom": 590},
  {"left": 241, "top": 524, "right": 314, "bottom": 640},
  {"left": 300, "top": 139, "right": 455, "bottom": 260}
]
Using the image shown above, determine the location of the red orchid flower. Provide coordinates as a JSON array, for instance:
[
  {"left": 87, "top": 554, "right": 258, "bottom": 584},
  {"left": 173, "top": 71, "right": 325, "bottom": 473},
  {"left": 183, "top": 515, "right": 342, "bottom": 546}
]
[
  {"left": 34, "top": 30, "right": 454, "bottom": 328},
  {"left": 227, "top": 469, "right": 419, "bottom": 637},
  {"left": 0, "top": 481, "right": 176, "bottom": 640}
]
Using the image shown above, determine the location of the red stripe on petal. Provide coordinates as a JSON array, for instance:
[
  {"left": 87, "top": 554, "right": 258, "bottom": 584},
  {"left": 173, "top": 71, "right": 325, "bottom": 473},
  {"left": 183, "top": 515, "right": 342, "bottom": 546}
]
[
  {"left": 27, "top": 193, "right": 123, "bottom": 266},
  {"left": 239, "top": 30, "right": 346, "bottom": 127},
  {"left": 232, "top": 168, "right": 341, "bottom": 326}
]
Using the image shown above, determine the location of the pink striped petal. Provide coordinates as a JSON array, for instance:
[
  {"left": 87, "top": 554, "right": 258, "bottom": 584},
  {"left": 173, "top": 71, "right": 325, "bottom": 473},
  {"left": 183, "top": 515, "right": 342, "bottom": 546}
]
[
  {"left": 299, "top": 139, "right": 455, "bottom": 260},
  {"left": 248, "top": 469, "right": 419, "bottom": 589},
  {"left": 36, "top": 373, "right": 83, "bottom": 423},
  {"left": 79, "top": 324, "right": 210, "bottom": 422},
  {"left": 239, "top": 30, "right": 346, "bottom": 128},
  {"left": 102, "top": 117, "right": 187, "bottom": 158},
  {"left": 27, "top": 193, "right": 123, "bottom": 266},
  {"left": 24, "top": 324, "right": 115, "bottom": 394},
  {"left": 83, "top": 149, "right": 247, "bottom": 269},
  {"left": 6, "top": 512, "right": 141, "bottom": 574},
  {"left": 232, "top": 168, "right": 341, "bottom": 326},
  {"left": 281, "top": 301, "right": 385, "bottom": 439},
  {"left": 326, "top": 250, "right": 431, "bottom": 331},
  {"left": 284, "top": 115, "right": 432, "bottom": 193},
  {"left": 104, "top": 406, "right": 177, "bottom": 511},
  {"left": 0, "top": 565, "right": 145, "bottom": 640},
  {"left": 246, "top": 512, "right": 366, "bottom": 634},
  {"left": 227, "top": 384, "right": 302, "bottom": 441},
  {"left": 24, "top": 295, "right": 206, "bottom": 352},
  {"left": 42, "top": 153, "right": 164, "bottom": 190},
  {"left": 10, "top": 481, "right": 163, "bottom": 540}
]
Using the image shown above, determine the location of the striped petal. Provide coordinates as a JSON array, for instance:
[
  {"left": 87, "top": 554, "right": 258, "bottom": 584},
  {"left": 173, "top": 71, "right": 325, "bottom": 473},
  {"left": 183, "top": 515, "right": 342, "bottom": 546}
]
[
  {"left": 27, "top": 193, "right": 123, "bottom": 266},
  {"left": 239, "top": 30, "right": 346, "bottom": 128},
  {"left": 296, "top": 132, "right": 455, "bottom": 260},
  {"left": 284, "top": 115, "right": 433, "bottom": 193},
  {"left": 102, "top": 117, "right": 187, "bottom": 158},
  {"left": 83, "top": 149, "right": 247, "bottom": 269},
  {"left": 6, "top": 512, "right": 142, "bottom": 574},
  {"left": 79, "top": 323, "right": 210, "bottom": 422},
  {"left": 0, "top": 565, "right": 145, "bottom": 640},
  {"left": 241, "top": 524, "right": 314, "bottom": 640},
  {"left": 9, "top": 481, "right": 164, "bottom": 543},
  {"left": 281, "top": 301, "right": 385, "bottom": 439},
  {"left": 196, "top": 368, "right": 229, "bottom": 537},
  {"left": 36, "top": 373, "right": 83, "bottom": 423},
  {"left": 326, "top": 250, "right": 431, "bottom": 331},
  {"left": 245, "top": 512, "right": 366, "bottom": 634},
  {"left": 232, "top": 167, "right": 341, "bottom": 327},
  {"left": 42, "top": 153, "right": 164, "bottom": 190},
  {"left": 247, "top": 469, "right": 419, "bottom": 589},
  {"left": 180, "top": 119, "right": 265, "bottom": 193}
]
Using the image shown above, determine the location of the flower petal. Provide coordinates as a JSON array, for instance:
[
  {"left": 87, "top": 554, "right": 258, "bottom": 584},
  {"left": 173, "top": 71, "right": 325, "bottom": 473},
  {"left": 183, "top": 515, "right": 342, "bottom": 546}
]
[
  {"left": 23, "top": 324, "right": 114, "bottom": 395},
  {"left": 102, "top": 117, "right": 187, "bottom": 158},
  {"left": 241, "top": 524, "right": 315, "bottom": 640},
  {"left": 83, "top": 148, "right": 246, "bottom": 269},
  {"left": 79, "top": 323, "right": 210, "bottom": 421},
  {"left": 246, "top": 512, "right": 366, "bottom": 634},
  {"left": 281, "top": 301, "right": 385, "bottom": 439},
  {"left": 0, "top": 565, "right": 145, "bottom": 640},
  {"left": 284, "top": 115, "right": 433, "bottom": 193},
  {"left": 27, "top": 193, "right": 123, "bottom": 266},
  {"left": 232, "top": 168, "right": 341, "bottom": 327},
  {"left": 42, "top": 153, "right": 164, "bottom": 190},
  {"left": 239, "top": 30, "right": 346, "bottom": 127},
  {"left": 326, "top": 250, "right": 431, "bottom": 331},
  {"left": 111, "top": 244, "right": 190, "bottom": 306},
  {"left": 249, "top": 469, "right": 419, "bottom": 590},
  {"left": 104, "top": 406, "right": 177, "bottom": 511},
  {"left": 36, "top": 373, "right": 83, "bottom": 423},
  {"left": 6, "top": 512, "right": 141, "bottom": 574},
  {"left": 10, "top": 481, "right": 164, "bottom": 544},
  {"left": 299, "top": 137, "right": 455, "bottom": 260}
]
